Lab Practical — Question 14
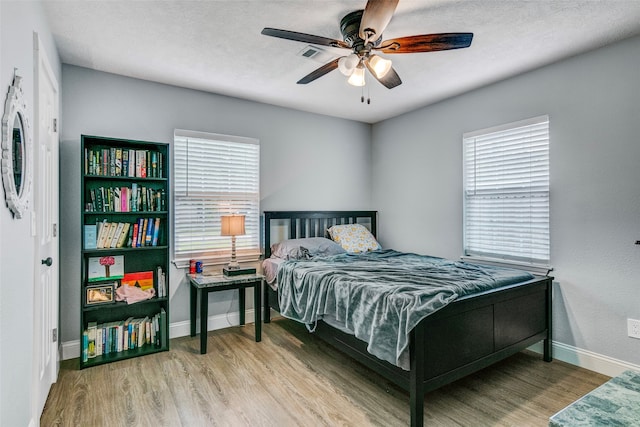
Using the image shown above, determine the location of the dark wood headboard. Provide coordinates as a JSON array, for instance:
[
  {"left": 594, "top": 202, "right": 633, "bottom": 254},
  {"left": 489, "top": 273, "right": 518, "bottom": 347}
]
[{"left": 263, "top": 211, "right": 378, "bottom": 258}]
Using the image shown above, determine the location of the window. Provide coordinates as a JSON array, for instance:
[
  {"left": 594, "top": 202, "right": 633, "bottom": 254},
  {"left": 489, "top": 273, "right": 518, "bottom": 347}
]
[
  {"left": 463, "top": 115, "right": 550, "bottom": 267},
  {"left": 173, "top": 129, "right": 260, "bottom": 266}
]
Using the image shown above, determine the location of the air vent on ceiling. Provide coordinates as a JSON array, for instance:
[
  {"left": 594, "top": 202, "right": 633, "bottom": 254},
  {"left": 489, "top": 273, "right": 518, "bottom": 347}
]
[{"left": 297, "top": 45, "right": 336, "bottom": 63}]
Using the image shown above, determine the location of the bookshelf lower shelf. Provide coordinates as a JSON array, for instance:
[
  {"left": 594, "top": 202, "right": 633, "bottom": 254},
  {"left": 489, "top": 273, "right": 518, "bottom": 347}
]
[{"left": 81, "top": 344, "right": 168, "bottom": 369}]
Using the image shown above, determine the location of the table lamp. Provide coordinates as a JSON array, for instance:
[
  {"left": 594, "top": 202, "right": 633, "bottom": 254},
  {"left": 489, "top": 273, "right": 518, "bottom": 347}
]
[{"left": 221, "top": 215, "right": 255, "bottom": 276}]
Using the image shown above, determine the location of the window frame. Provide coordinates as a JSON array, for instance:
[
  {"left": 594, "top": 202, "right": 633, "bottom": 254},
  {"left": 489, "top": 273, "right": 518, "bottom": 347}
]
[
  {"left": 462, "top": 115, "right": 551, "bottom": 273},
  {"left": 172, "top": 129, "right": 260, "bottom": 268}
]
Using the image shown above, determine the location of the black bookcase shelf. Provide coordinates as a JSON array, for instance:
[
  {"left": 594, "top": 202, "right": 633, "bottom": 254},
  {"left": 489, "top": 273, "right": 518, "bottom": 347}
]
[{"left": 80, "top": 135, "right": 170, "bottom": 369}]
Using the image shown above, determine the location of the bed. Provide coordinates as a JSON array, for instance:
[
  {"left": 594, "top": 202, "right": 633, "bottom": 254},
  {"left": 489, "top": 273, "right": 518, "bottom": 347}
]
[{"left": 262, "top": 210, "right": 552, "bottom": 427}]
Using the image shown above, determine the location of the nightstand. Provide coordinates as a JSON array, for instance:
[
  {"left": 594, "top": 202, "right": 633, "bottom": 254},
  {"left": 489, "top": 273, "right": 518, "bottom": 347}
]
[{"left": 188, "top": 272, "right": 263, "bottom": 354}]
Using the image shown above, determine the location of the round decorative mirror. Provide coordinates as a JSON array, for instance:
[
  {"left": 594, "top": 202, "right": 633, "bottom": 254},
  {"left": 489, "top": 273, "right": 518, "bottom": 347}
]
[{"left": 2, "top": 73, "right": 32, "bottom": 218}]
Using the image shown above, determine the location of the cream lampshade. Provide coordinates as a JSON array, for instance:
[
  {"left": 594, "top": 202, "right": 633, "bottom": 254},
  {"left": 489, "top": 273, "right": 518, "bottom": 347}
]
[{"left": 221, "top": 214, "right": 245, "bottom": 270}]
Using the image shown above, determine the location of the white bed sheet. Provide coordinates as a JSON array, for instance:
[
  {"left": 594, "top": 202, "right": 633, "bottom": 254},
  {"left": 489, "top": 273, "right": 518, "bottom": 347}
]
[{"left": 261, "top": 257, "right": 284, "bottom": 290}]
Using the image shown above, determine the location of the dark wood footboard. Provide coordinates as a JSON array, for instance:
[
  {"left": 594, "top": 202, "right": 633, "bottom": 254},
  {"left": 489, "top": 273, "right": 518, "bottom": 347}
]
[{"left": 263, "top": 211, "right": 553, "bottom": 427}]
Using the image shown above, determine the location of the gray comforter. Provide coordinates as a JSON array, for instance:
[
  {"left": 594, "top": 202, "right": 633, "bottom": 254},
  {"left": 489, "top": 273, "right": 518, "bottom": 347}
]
[{"left": 277, "top": 249, "right": 534, "bottom": 370}]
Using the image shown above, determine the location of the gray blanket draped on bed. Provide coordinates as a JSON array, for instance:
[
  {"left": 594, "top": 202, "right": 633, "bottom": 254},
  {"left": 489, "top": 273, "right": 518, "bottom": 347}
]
[{"left": 277, "top": 249, "right": 534, "bottom": 370}]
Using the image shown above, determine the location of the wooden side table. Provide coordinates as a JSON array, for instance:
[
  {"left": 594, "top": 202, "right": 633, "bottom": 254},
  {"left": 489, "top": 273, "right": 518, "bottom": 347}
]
[{"left": 188, "top": 272, "right": 263, "bottom": 354}]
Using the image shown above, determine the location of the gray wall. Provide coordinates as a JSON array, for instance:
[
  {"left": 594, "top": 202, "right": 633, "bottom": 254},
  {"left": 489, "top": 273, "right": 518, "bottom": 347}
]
[
  {"left": 59, "top": 65, "right": 372, "bottom": 343},
  {"left": 0, "top": 2, "right": 61, "bottom": 426},
  {"left": 372, "top": 35, "right": 640, "bottom": 366}
]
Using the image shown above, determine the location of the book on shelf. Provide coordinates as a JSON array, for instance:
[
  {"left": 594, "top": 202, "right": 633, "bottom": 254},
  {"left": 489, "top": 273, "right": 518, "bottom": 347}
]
[
  {"left": 144, "top": 218, "right": 154, "bottom": 246},
  {"left": 150, "top": 151, "right": 158, "bottom": 178},
  {"left": 84, "top": 147, "right": 163, "bottom": 178},
  {"left": 115, "top": 148, "right": 122, "bottom": 176},
  {"left": 115, "top": 223, "right": 131, "bottom": 248},
  {"left": 87, "top": 321, "right": 97, "bottom": 359},
  {"left": 96, "top": 324, "right": 103, "bottom": 356},
  {"left": 140, "top": 218, "right": 148, "bottom": 246},
  {"left": 152, "top": 218, "right": 161, "bottom": 246},
  {"left": 109, "top": 222, "right": 125, "bottom": 248},
  {"left": 105, "top": 223, "right": 118, "bottom": 248},
  {"left": 96, "top": 222, "right": 112, "bottom": 249},
  {"left": 156, "top": 266, "right": 166, "bottom": 298},
  {"left": 131, "top": 221, "right": 139, "bottom": 247},
  {"left": 95, "top": 188, "right": 104, "bottom": 212},
  {"left": 82, "top": 330, "right": 88, "bottom": 363},
  {"left": 88, "top": 219, "right": 163, "bottom": 249},
  {"left": 84, "top": 224, "right": 97, "bottom": 250},
  {"left": 102, "top": 149, "right": 109, "bottom": 176},
  {"left": 87, "top": 184, "right": 164, "bottom": 213}
]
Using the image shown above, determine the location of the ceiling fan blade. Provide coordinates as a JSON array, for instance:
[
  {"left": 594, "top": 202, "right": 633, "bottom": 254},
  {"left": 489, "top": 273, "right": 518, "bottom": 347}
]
[
  {"left": 375, "top": 33, "right": 474, "bottom": 54},
  {"left": 297, "top": 58, "right": 341, "bottom": 84},
  {"left": 363, "top": 59, "right": 402, "bottom": 89},
  {"left": 359, "top": 0, "right": 399, "bottom": 43},
  {"left": 261, "top": 28, "right": 350, "bottom": 49}
]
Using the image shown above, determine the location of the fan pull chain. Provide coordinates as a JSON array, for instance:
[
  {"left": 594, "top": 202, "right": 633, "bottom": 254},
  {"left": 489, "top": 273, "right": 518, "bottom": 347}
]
[{"left": 360, "top": 73, "right": 370, "bottom": 104}]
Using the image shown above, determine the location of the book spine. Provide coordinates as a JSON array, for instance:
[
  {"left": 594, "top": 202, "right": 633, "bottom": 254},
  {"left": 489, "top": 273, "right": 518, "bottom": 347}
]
[
  {"left": 140, "top": 218, "right": 148, "bottom": 247},
  {"left": 84, "top": 224, "right": 97, "bottom": 250},
  {"left": 141, "top": 186, "right": 147, "bottom": 211},
  {"left": 82, "top": 330, "right": 88, "bottom": 363},
  {"left": 87, "top": 321, "right": 97, "bottom": 359},
  {"left": 122, "top": 149, "right": 129, "bottom": 177},
  {"left": 145, "top": 218, "right": 154, "bottom": 246},
  {"left": 96, "top": 325, "right": 103, "bottom": 356},
  {"left": 115, "top": 148, "right": 122, "bottom": 176},
  {"left": 131, "top": 222, "right": 139, "bottom": 248},
  {"left": 109, "top": 147, "right": 116, "bottom": 176},
  {"left": 151, "top": 151, "right": 158, "bottom": 178}
]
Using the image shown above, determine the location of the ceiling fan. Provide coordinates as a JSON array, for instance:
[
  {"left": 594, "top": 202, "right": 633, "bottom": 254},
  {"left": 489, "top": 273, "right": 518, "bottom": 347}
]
[{"left": 261, "top": 0, "right": 473, "bottom": 90}]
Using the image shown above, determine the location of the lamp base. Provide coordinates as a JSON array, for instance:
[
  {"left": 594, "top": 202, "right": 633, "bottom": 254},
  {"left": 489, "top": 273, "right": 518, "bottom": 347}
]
[{"left": 223, "top": 267, "right": 256, "bottom": 277}]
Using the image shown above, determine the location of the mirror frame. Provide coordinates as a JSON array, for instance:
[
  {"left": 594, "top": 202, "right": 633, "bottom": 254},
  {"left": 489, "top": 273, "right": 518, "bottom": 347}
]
[{"left": 1, "top": 74, "right": 32, "bottom": 219}]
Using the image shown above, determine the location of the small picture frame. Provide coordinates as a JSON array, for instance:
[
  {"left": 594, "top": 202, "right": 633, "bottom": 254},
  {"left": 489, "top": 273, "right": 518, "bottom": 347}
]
[{"left": 85, "top": 280, "right": 117, "bottom": 306}]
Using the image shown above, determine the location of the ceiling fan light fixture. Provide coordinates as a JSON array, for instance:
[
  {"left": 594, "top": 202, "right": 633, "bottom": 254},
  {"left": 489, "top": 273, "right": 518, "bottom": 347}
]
[
  {"left": 338, "top": 53, "right": 359, "bottom": 76},
  {"left": 369, "top": 54, "right": 392, "bottom": 78},
  {"left": 347, "top": 64, "right": 366, "bottom": 86}
]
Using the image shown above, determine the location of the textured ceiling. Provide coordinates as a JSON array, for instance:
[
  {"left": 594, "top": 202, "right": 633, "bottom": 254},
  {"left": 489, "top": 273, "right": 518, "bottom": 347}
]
[{"left": 43, "top": 0, "right": 640, "bottom": 123}]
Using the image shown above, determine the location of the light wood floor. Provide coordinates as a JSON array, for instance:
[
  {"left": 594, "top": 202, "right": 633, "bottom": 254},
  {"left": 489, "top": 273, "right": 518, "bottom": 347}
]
[{"left": 42, "top": 319, "right": 609, "bottom": 426}]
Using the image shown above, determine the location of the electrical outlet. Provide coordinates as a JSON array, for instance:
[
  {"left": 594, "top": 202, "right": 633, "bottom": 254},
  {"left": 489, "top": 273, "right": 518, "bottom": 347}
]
[{"left": 628, "top": 319, "right": 640, "bottom": 339}]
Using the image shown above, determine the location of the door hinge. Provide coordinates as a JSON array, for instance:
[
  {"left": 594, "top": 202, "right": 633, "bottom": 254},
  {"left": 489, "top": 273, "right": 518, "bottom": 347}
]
[
  {"left": 53, "top": 223, "right": 57, "bottom": 237},
  {"left": 53, "top": 118, "right": 57, "bottom": 132},
  {"left": 52, "top": 328, "right": 57, "bottom": 343}
]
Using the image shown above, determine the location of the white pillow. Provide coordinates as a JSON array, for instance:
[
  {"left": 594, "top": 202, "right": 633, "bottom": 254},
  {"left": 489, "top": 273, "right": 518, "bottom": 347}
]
[
  {"left": 270, "top": 237, "right": 345, "bottom": 259},
  {"left": 328, "top": 224, "right": 381, "bottom": 253}
]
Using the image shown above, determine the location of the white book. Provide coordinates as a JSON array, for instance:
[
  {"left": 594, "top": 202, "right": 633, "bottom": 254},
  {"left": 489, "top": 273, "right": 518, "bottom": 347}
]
[{"left": 109, "top": 222, "right": 125, "bottom": 248}]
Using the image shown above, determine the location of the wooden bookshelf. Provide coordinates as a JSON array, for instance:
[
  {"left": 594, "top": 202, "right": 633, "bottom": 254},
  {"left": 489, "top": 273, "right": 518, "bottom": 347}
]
[{"left": 80, "top": 135, "right": 170, "bottom": 369}]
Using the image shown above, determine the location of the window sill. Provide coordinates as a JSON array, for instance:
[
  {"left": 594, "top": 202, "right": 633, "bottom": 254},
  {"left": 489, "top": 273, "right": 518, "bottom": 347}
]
[
  {"left": 460, "top": 255, "right": 553, "bottom": 277},
  {"left": 173, "top": 252, "right": 262, "bottom": 270}
]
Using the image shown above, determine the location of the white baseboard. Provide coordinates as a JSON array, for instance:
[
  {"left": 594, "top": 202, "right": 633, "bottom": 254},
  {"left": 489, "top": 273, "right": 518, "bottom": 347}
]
[
  {"left": 528, "top": 341, "right": 640, "bottom": 377},
  {"left": 63, "top": 319, "right": 639, "bottom": 378},
  {"left": 62, "top": 309, "right": 257, "bottom": 361}
]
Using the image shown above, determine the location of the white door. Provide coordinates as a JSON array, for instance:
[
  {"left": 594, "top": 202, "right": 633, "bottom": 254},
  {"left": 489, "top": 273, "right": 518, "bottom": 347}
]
[{"left": 32, "top": 32, "right": 60, "bottom": 420}]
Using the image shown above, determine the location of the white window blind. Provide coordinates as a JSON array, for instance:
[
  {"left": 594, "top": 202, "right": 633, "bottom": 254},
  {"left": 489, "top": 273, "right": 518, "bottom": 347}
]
[
  {"left": 173, "top": 129, "right": 260, "bottom": 264},
  {"left": 463, "top": 115, "right": 550, "bottom": 266}
]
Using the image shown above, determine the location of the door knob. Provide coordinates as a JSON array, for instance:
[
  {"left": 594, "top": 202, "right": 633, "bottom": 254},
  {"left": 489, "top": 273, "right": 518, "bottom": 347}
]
[{"left": 41, "top": 257, "right": 53, "bottom": 266}]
